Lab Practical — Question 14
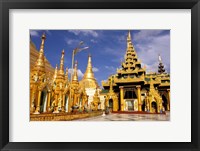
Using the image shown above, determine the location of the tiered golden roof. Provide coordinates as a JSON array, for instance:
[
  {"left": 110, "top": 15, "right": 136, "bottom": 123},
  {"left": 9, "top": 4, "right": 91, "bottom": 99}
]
[{"left": 113, "top": 30, "right": 146, "bottom": 84}]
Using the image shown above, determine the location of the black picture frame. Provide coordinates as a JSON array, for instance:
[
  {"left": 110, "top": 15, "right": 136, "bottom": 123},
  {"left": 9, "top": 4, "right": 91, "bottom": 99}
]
[{"left": 0, "top": 0, "right": 199, "bottom": 151}]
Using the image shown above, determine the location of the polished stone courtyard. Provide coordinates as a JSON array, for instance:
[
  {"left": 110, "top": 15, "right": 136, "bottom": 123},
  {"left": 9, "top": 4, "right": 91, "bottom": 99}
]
[{"left": 75, "top": 112, "right": 170, "bottom": 121}]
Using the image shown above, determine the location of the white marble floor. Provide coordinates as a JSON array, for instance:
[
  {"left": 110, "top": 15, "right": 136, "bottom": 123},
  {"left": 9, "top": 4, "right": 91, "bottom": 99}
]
[{"left": 74, "top": 112, "right": 170, "bottom": 121}]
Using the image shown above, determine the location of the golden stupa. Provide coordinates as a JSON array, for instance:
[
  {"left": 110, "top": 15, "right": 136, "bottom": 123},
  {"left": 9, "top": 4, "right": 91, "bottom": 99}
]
[{"left": 80, "top": 54, "right": 99, "bottom": 88}]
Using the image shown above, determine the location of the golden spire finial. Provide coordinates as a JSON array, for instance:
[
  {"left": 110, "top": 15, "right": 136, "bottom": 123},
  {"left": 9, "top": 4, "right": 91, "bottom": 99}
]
[
  {"left": 33, "top": 33, "right": 46, "bottom": 72},
  {"left": 82, "top": 54, "right": 95, "bottom": 80},
  {"left": 40, "top": 32, "right": 46, "bottom": 53},
  {"left": 127, "top": 30, "right": 131, "bottom": 41},
  {"left": 54, "top": 64, "right": 58, "bottom": 80},
  {"left": 72, "top": 61, "right": 78, "bottom": 82},
  {"left": 126, "top": 30, "right": 134, "bottom": 51},
  {"left": 59, "top": 49, "right": 65, "bottom": 76}
]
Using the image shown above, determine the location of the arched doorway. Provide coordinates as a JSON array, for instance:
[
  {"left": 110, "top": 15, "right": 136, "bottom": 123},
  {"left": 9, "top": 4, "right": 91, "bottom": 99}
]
[
  {"left": 151, "top": 101, "right": 157, "bottom": 113},
  {"left": 109, "top": 99, "right": 113, "bottom": 111},
  {"left": 162, "top": 95, "right": 168, "bottom": 111}
]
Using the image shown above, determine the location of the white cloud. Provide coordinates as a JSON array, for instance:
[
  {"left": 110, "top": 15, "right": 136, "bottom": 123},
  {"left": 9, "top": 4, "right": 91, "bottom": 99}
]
[
  {"left": 65, "top": 38, "right": 79, "bottom": 45},
  {"left": 105, "top": 66, "right": 115, "bottom": 71},
  {"left": 92, "top": 67, "right": 99, "bottom": 72},
  {"left": 69, "top": 30, "right": 98, "bottom": 37},
  {"left": 90, "top": 39, "right": 98, "bottom": 43},
  {"left": 68, "top": 68, "right": 84, "bottom": 78},
  {"left": 30, "top": 30, "right": 39, "bottom": 37},
  {"left": 133, "top": 30, "right": 164, "bottom": 41}
]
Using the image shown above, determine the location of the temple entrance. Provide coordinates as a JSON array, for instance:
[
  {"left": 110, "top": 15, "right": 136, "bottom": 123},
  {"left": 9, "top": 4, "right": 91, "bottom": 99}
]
[
  {"left": 109, "top": 99, "right": 113, "bottom": 111},
  {"left": 124, "top": 88, "right": 137, "bottom": 111},
  {"left": 126, "top": 99, "right": 134, "bottom": 111},
  {"left": 162, "top": 95, "right": 168, "bottom": 111},
  {"left": 124, "top": 89, "right": 137, "bottom": 99},
  {"left": 151, "top": 101, "right": 157, "bottom": 113}
]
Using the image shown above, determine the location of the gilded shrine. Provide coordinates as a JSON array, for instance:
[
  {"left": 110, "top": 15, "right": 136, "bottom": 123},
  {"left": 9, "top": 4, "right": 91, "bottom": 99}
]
[{"left": 101, "top": 31, "right": 170, "bottom": 113}]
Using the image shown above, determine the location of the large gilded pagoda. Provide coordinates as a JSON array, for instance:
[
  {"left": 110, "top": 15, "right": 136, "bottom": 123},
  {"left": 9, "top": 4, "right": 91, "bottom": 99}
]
[
  {"left": 101, "top": 31, "right": 170, "bottom": 113},
  {"left": 79, "top": 54, "right": 100, "bottom": 110}
]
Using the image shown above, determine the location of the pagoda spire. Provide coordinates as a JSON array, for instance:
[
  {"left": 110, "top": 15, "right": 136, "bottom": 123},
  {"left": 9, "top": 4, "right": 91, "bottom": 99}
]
[
  {"left": 80, "top": 54, "right": 99, "bottom": 88},
  {"left": 65, "top": 67, "right": 68, "bottom": 81},
  {"left": 72, "top": 61, "right": 78, "bottom": 82},
  {"left": 127, "top": 30, "right": 134, "bottom": 51},
  {"left": 53, "top": 64, "right": 58, "bottom": 80},
  {"left": 58, "top": 49, "right": 65, "bottom": 76},
  {"left": 34, "top": 33, "right": 46, "bottom": 72},
  {"left": 158, "top": 54, "right": 165, "bottom": 74},
  {"left": 82, "top": 54, "right": 95, "bottom": 80},
  {"left": 115, "top": 30, "right": 145, "bottom": 83},
  {"left": 127, "top": 30, "right": 131, "bottom": 41}
]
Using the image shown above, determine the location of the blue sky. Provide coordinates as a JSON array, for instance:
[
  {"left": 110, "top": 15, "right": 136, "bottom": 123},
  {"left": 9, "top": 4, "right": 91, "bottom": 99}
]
[{"left": 30, "top": 30, "right": 170, "bottom": 86}]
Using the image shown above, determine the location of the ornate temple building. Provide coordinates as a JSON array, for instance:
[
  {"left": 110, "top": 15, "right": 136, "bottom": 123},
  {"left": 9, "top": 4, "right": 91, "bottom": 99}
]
[{"left": 101, "top": 31, "right": 170, "bottom": 113}]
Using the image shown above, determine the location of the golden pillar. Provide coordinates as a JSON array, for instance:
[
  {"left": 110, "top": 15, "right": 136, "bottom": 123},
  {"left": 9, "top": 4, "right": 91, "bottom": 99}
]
[
  {"left": 30, "top": 90, "right": 36, "bottom": 113},
  {"left": 77, "top": 96, "right": 80, "bottom": 106},
  {"left": 113, "top": 98, "right": 118, "bottom": 111},
  {"left": 136, "top": 86, "right": 142, "bottom": 111},
  {"left": 119, "top": 86, "right": 124, "bottom": 111},
  {"left": 149, "top": 101, "right": 152, "bottom": 113},
  {"left": 167, "top": 89, "right": 170, "bottom": 111},
  {"left": 58, "top": 91, "right": 62, "bottom": 108},
  {"left": 34, "top": 90, "right": 42, "bottom": 114},
  {"left": 68, "top": 91, "right": 71, "bottom": 113},
  {"left": 73, "top": 94, "right": 77, "bottom": 106},
  {"left": 62, "top": 94, "right": 66, "bottom": 112},
  {"left": 53, "top": 94, "right": 59, "bottom": 113},
  {"left": 47, "top": 91, "right": 51, "bottom": 111}
]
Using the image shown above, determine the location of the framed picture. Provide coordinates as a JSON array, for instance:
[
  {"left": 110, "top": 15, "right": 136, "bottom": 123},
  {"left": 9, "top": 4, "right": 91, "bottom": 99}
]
[{"left": 0, "top": 0, "right": 199, "bottom": 151}]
